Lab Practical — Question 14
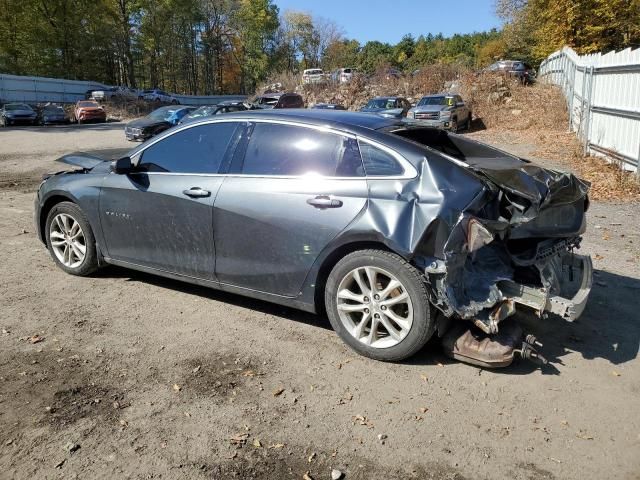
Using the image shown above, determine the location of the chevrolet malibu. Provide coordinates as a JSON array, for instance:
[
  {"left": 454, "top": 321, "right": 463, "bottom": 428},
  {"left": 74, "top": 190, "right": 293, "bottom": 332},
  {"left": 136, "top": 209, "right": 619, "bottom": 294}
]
[{"left": 34, "top": 110, "right": 592, "bottom": 365}]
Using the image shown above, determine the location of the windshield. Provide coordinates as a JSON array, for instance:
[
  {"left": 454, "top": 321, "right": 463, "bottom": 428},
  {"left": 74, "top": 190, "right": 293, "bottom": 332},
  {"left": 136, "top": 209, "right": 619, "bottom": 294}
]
[
  {"left": 305, "top": 69, "right": 323, "bottom": 75},
  {"left": 365, "top": 98, "right": 396, "bottom": 109},
  {"left": 186, "top": 106, "right": 216, "bottom": 119},
  {"left": 147, "top": 107, "right": 178, "bottom": 120},
  {"left": 417, "top": 96, "right": 452, "bottom": 106},
  {"left": 78, "top": 101, "right": 99, "bottom": 108},
  {"left": 258, "top": 97, "right": 279, "bottom": 105},
  {"left": 5, "top": 104, "right": 32, "bottom": 111}
]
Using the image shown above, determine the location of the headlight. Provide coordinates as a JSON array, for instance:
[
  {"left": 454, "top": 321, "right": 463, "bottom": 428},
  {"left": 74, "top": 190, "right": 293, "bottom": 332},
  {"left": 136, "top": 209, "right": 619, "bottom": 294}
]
[
  {"left": 407, "top": 110, "right": 415, "bottom": 119},
  {"left": 439, "top": 110, "right": 452, "bottom": 119}
]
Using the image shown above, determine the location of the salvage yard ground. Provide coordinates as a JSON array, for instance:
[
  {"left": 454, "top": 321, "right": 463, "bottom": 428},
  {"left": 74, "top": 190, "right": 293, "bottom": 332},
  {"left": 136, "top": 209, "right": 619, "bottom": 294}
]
[{"left": 0, "top": 123, "right": 639, "bottom": 480}]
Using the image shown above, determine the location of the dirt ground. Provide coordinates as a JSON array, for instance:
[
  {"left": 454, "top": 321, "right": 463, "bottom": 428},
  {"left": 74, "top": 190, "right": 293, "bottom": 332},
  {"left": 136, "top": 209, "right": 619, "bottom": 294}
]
[{"left": 0, "top": 123, "right": 639, "bottom": 480}]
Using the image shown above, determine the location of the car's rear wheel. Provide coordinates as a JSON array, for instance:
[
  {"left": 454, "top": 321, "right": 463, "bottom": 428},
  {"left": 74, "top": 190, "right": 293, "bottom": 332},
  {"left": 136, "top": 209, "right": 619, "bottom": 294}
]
[
  {"left": 325, "top": 250, "right": 434, "bottom": 361},
  {"left": 45, "top": 202, "right": 99, "bottom": 276}
]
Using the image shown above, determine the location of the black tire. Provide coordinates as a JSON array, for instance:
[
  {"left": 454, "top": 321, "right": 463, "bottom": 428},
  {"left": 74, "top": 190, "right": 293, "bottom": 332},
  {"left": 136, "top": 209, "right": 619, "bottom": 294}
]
[
  {"left": 450, "top": 117, "right": 458, "bottom": 133},
  {"left": 325, "top": 249, "right": 434, "bottom": 361},
  {"left": 45, "top": 201, "right": 99, "bottom": 276}
]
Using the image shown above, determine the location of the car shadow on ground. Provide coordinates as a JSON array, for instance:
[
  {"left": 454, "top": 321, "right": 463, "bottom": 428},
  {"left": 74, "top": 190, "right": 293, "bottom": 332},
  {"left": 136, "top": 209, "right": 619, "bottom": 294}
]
[
  {"left": 95, "top": 265, "right": 331, "bottom": 331},
  {"left": 95, "top": 266, "right": 639, "bottom": 374}
]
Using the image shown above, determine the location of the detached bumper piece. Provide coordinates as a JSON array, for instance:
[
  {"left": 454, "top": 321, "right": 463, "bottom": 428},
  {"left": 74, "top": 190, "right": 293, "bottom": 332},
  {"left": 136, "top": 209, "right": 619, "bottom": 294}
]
[{"left": 442, "top": 321, "right": 547, "bottom": 368}]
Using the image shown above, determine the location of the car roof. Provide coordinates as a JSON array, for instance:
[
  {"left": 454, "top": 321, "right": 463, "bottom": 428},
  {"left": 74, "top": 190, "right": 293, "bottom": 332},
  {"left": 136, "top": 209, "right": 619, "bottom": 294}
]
[
  {"left": 214, "top": 109, "right": 404, "bottom": 132},
  {"left": 372, "top": 96, "right": 401, "bottom": 100}
]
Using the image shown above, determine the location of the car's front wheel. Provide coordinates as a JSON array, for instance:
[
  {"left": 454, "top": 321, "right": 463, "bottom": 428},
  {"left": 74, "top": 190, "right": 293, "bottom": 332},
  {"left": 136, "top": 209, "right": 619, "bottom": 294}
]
[
  {"left": 325, "top": 250, "right": 434, "bottom": 361},
  {"left": 45, "top": 202, "right": 99, "bottom": 276}
]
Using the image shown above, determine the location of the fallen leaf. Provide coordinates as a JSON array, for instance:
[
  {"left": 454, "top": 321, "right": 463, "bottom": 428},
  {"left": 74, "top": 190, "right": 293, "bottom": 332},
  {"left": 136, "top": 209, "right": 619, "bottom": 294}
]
[
  {"left": 308, "top": 452, "right": 316, "bottom": 463},
  {"left": 611, "top": 370, "right": 621, "bottom": 377},
  {"left": 172, "top": 384, "right": 181, "bottom": 392},
  {"left": 303, "top": 472, "right": 314, "bottom": 480},
  {"left": 28, "top": 335, "right": 44, "bottom": 344},
  {"left": 419, "top": 407, "right": 429, "bottom": 413},
  {"left": 272, "top": 387, "right": 285, "bottom": 397},
  {"left": 420, "top": 374, "right": 428, "bottom": 382},
  {"left": 192, "top": 365, "right": 201, "bottom": 374},
  {"left": 252, "top": 438, "right": 262, "bottom": 448},
  {"left": 268, "top": 443, "right": 285, "bottom": 449},
  {"left": 594, "top": 254, "right": 604, "bottom": 260}
]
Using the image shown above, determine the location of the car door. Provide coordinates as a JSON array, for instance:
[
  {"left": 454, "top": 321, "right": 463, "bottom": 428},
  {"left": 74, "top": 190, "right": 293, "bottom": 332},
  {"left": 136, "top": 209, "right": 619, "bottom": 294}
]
[
  {"left": 99, "top": 121, "right": 243, "bottom": 280},
  {"left": 213, "top": 121, "right": 368, "bottom": 296},
  {"left": 455, "top": 95, "right": 469, "bottom": 123}
]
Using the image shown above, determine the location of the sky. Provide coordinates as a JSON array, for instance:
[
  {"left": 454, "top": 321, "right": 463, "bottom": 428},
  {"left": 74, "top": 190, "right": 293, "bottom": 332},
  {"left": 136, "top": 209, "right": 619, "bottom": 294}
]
[{"left": 274, "top": 0, "right": 503, "bottom": 44}]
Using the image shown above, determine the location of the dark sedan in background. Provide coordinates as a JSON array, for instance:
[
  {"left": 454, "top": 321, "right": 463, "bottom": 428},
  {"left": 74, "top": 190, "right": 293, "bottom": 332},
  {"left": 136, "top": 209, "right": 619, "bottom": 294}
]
[
  {"left": 34, "top": 110, "right": 592, "bottom": 366},
  {"left": 179, "top": 101, "right": 249, "bottom": 124},
  {"left": 37, "top": 104, "right": 69, "bottom": 125},
  {"left": 360, "top": 96, "right": 411, "bottom": 118},
  {"left": 124, "top": 105, "right": 196, "bottom": 141},
  {"left": 253, "top": 92, "right": 304, "bottom": 109},
  {"left": 1, "top": 103, "right": 37, "bottom": 126}
]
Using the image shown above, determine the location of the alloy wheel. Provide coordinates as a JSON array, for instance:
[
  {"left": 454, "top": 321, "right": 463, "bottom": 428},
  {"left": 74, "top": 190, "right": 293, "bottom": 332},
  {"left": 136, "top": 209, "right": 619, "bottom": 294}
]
[
  {"left": 336, "top": 266, "right": 413, "bottom": 348},
  {"left": 49, "top": 213, "right": 86, "bottom": 268}
]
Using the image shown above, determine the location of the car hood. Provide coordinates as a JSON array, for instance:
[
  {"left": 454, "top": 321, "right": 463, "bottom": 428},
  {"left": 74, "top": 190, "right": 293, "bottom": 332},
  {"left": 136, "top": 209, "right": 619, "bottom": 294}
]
[
  {"left": 126, "top": 117, "right": 170, "bottom": 129},
  {"left": 6, "top": 109, "right": 36, "bottom": 116},
  {"left": 56, "top": 152, "right": 109, "bottom": 170},
  {"left": 413, "top": 105, "right": 448, "bottom": 113},
  {"left": 361, "top": 107, "right": 405, "bottom": 117}
]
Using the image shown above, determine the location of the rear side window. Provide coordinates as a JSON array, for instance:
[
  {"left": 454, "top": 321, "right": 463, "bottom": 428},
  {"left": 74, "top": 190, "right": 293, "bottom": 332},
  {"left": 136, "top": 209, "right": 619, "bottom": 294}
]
[
  {"left": 241, "top": 123, "right": 363, "bottom": 177},
  {"left": 139, "top": 122, "right": 239, "bottom": 173},
  {"left": 359, "top": 142, "right": 404, "bottom": 176}
]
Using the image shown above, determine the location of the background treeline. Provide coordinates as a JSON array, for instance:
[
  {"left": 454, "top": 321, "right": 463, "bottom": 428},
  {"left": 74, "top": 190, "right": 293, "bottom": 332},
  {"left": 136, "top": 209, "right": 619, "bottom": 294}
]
[{"left": 0, "top": 0, "right": 638, "bottom": 95}]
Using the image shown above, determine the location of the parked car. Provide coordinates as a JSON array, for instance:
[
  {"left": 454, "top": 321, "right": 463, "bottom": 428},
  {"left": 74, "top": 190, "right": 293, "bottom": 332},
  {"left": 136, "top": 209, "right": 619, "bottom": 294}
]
[
  {"left": 0, "top": 103, "right": 37, "bottom": 126},
  {"left": 92, "top": 86, "right": 139, "bottom": 101},
  {"left": 407, "top": 94, "right": 472, "bottom": 132},
  {"left": 124, "top": 105, "right": 196, "bottom": 141},
  {"left": 487, "top": 60, "right": 536, "bottom": 83},
  {"left": 253, "top": 92, "right": 304, "bottom": 109},
  {"left": 37, "top": 104, "right": 68, "bottom": 125},
  {"left": 302, "top": 68, "right": 325, "bottom": 84},
  {"left": 331, "top": 68, "right": 357, "bottom": 83},
  {"left": 312, "top": 103, "right": 346, "bottom": 110},
  {"left": 141, "top": 89, "right": 179, "bottom": 104},
  {"left": 73, "top": 100, "right": 106, "bottom": 124},
  {"left": 34, "top": 109, "right": 592, "bottom": 365},
  {"left": 360, "top": 96, "right": 411, "bottom": 118},
  {"left": 179, "top": 101, "right": 249, "bottom": 124}
]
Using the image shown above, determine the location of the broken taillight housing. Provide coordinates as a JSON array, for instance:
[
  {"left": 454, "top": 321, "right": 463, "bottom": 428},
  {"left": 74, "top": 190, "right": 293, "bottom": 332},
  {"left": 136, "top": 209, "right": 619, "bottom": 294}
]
[{"left": 467, "top": 218, "right": 494, "bottom": 253}]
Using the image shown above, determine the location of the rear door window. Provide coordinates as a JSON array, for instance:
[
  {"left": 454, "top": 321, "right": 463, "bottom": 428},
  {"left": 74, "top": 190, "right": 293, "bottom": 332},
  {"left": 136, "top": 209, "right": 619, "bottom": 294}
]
[
  {"left": 359, "top": 142, "right": 404, "bottom": 176},
  {"left": 241, "top": 123, "right": 363, "bottom": 177},
  {"left": 139, "top": 122, "right": 239, "bottom": 173}
]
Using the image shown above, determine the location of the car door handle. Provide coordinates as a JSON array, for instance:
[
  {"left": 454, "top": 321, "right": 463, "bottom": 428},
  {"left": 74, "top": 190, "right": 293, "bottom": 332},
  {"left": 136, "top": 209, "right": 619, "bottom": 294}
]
[
  {"left": 182, "top": 187, "right": 211, "bottom": 198},
  {"left": 306, "top": 195, "right": 343, "bottom": 209}
]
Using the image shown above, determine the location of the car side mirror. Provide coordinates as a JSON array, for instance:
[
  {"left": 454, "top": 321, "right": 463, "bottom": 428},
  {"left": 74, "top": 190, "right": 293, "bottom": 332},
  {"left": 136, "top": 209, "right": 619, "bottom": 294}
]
[
  {"left": 111, "top": 156, "right": 133, "bottom": 174},
  {"left": 456, "top": 102, "right": 465, "bottom": 107}
]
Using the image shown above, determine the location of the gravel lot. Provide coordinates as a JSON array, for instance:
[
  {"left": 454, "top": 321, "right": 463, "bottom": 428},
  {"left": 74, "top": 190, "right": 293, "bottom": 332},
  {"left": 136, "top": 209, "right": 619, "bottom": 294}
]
[{"left": 1, "top": 124, "right": 639, "bottom": 480}]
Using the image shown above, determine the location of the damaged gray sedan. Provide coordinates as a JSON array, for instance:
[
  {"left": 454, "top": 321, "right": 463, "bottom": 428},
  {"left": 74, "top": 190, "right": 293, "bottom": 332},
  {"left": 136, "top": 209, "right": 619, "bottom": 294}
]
[{"left": 34, "top": 110, "right": 592, "bottom": 366}]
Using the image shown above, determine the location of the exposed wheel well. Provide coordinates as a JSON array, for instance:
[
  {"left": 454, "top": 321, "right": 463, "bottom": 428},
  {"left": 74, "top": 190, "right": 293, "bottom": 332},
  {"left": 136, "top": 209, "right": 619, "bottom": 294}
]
[
  {"left": 39, "top": 195, "right": 74, "bottom": 243},
  {"left": 313, "top": 241, "right": 395, "bottom": 314}
]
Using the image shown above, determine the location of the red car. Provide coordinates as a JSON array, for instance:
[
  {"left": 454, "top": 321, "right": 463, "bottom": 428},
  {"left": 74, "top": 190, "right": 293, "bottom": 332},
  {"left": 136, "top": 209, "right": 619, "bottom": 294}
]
[{"left": 73, "top": 100, "right": 106, "bottom": 124}]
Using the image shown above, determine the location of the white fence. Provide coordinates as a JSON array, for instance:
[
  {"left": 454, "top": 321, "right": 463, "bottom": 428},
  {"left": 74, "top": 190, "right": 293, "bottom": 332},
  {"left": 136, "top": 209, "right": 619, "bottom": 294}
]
[
  {"left": 0, "top": 73, "right": 246, "bottom": 106},
  {"left": 539, "top": 46, "right": 640, "bottom": 173}
]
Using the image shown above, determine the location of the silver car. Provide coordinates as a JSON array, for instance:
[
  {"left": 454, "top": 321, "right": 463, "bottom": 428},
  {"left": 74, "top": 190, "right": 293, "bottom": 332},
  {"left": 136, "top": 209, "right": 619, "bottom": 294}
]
[
  {"left": 407, "top": 94, "right": 472, "bottom": 132},
  {"left": 34, "top": 110, "right": 591, "bottom": 365}
]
